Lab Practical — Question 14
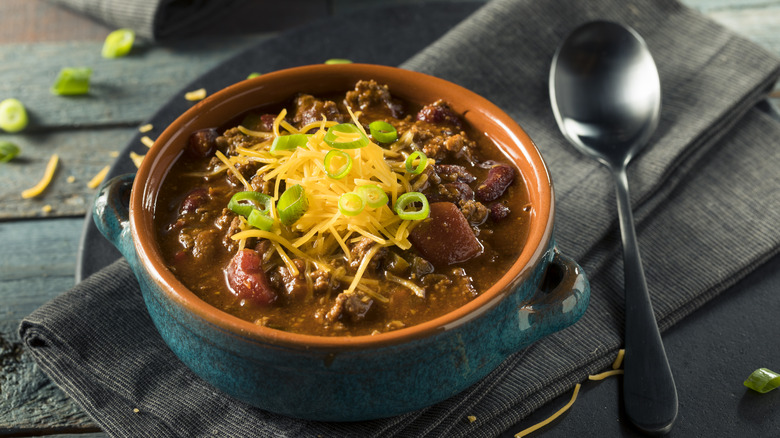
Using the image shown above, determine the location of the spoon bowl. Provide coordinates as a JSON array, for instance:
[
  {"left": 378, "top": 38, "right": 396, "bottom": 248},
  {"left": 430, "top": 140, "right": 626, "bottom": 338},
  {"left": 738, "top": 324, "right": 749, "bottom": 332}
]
[
  {"left": 550, "top": 20, "right": 661, "bottom": 167},
  {"left": 550, "top": 20, "right": 677, "bottom": 434}
]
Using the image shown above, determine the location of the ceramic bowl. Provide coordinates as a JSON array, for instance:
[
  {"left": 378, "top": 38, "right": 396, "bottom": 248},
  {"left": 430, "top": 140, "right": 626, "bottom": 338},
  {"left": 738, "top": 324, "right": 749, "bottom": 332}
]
[{"left": 93, "top": 64, "right": 589, "bottom": 421}]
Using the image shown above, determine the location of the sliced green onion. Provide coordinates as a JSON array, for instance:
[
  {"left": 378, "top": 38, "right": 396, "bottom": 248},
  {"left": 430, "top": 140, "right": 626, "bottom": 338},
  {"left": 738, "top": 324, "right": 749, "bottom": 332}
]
[
  {"left": 247, "top": 208, "right": 274, "bottom": 231},
  {"left": 339, "top": 192, "right": 365, "bottom": 216},
  {"left": 369, "top": 120, "right": 397, "bottom": 144},
  {"left": 324, "top": 150, "right": 353, "bottom": 179},
  {"left": 324, "top": 123, "right": 369, "bottom": 149},
  {"left": 270, "top": 134, "right": 311, "bottom": 152},
  {"left": 0, "top": 141, "right": 20, "bottom": 163},
  {"left": 325, "top": 59, "right": 352, "bottom": 64},
  {"left": 228, "top": 191, "right": 274, "bottom": 218},
  {"left": 247, "top": 72, "right": 261, "bottom": 79},
  {"left": 405, "top": 151, "right": 428, "bottom": 175},
  {"left": 277, "top": 184, "right": 308, "bottom": 226},
  {"left": 101, "top": 28, "right": 135, "bottom": 58},
  {"left": 0, "top": 98, "right": 28, "bottom": 133},
  {"left": 744, "top": 368, "right": 780, "bottom": 393},
  {"left": 51, "top": 67, "right": 92, "bottom": 96},
  {"left": 355, "top": 184, "right": 389, "bottom": 208},
  {"left": 394, "top": 192, "right": 430, "bottom": 221}
]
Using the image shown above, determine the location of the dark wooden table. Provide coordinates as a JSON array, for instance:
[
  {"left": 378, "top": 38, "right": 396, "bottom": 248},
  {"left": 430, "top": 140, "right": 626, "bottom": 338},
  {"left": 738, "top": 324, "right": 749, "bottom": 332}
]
[{"left": 1, "top": 1, "right": 778, "bottom": 437}]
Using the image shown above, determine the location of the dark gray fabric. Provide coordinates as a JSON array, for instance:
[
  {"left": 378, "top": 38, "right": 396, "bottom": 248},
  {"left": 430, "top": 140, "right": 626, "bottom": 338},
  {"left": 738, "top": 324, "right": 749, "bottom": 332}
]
[
  {"left": 20, "top": 0, "right": 780, "bottom": 437},
  {"left": 46, "top": 0, "right": 328, "bottom": 41}
]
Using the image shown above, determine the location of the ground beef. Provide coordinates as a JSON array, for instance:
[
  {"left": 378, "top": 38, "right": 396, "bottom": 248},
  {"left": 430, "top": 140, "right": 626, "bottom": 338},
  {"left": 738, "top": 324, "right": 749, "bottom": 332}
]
[
  {"left": 249, "top": 173, "right": 274, "bottom": 194},
  {"left": 325, "top": 291, "right": 374, "bottom": 323},
  {"left": 345, "top": 80, "right": 404, "bottom": 119},
  {"left": 215, "top": 210, "right": 241, "bottom": 252},
  {"left": 348, "top": 237, "right": 388, "bottom": 273},
  {"left": 459, "top": 199, "right": 489, "bottom": 226},
  {"left": 192, "top": 229, "right": 219, "bottom": 261},
  {"left": 434, "top": 164, "right": 476, "bottom": 183},
  {"left": 270, "top": 259, "right": 308, "bottom": 303},
  {"left": 292, "top": 94, "right": 346, "bottom": 127},
  {"left": 219, "top": 127, "right": 266, "bottom": 155},
  {"left": 426, "top": 182, "right": 474, "bottom": 204},
  {"left": 226, "top": 161, "right": 260, "bottom": 188},
  {"left": 422, "top": 268, "right": 476, "bottom": 299}
]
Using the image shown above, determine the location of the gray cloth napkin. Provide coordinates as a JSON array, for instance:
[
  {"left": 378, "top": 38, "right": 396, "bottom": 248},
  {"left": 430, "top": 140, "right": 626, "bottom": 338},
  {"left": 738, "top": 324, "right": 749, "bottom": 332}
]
[
  {"left": 20, "top": 0, "right": 780, "bottom": 437},
  {"left": 46, "top": 0, "right": 328, "bottom": 40}
]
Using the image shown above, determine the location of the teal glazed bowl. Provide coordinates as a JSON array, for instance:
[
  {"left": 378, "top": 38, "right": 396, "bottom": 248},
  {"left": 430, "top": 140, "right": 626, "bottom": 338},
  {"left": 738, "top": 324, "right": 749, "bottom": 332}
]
[{"left": 93, "top": 64, "right": 589, "bottom": 421}]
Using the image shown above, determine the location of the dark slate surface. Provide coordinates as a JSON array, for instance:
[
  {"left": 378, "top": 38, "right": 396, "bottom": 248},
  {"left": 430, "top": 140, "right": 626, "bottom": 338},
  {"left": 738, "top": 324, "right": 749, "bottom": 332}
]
[{"left": 70, "top": 2, "right": 780, "bottom": 437}]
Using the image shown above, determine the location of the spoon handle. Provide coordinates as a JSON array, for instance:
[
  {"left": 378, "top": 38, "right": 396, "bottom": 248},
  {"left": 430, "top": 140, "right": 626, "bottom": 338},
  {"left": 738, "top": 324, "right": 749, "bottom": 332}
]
[{"left": 612, "top": 166, "right": 678, "bottom": 434}]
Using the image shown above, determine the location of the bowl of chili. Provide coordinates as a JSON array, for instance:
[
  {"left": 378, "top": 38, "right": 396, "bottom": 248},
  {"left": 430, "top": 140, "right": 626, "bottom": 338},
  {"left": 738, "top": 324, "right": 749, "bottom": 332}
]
[{"left": 93, "top": 63, "right": 589, "bottom": 421}]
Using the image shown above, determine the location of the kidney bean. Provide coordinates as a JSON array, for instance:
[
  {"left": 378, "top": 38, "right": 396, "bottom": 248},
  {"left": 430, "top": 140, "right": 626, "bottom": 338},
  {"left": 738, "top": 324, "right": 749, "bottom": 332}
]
[
  {"left": 408, "top": 202, "right": 483, "bottom": 267},
  {"left": 187, "top": 128, "right": 219, "bottom": 158},
  {"left": 179, "top": 187, "right": 209, "bottom": 214},
  {"left": 475, "top": 162, "right": 515, "bottom": 202},
  {"left": 416, "top": 100, "right": 463, "bottom": 130},
  {"left": 225, "top": 249, "right": 277, "bottom": 306},
  {"left": 488, "top": 202, "right": 511, "bottom": 222},
  {"left": 259, "top": 114, "right": 276, "bottom": 132}
]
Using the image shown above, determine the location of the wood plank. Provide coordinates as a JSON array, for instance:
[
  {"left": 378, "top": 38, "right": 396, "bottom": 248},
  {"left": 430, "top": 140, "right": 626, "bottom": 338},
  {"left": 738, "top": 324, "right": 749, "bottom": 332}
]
[
  {"left": 0, "top": 218, "right": 99, "bottom": 434},
  {"left": 0, "top": 36, "right": 265, "bottom": 129},
  {"left": 0, "top": 128, "right": 137, "bottom": 219}
]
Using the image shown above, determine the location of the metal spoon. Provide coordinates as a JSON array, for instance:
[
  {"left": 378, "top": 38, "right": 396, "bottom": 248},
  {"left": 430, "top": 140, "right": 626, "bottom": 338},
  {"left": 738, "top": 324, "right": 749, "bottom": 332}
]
[{"left": 549, "top": 21, "right": 677, "bottom": 434}]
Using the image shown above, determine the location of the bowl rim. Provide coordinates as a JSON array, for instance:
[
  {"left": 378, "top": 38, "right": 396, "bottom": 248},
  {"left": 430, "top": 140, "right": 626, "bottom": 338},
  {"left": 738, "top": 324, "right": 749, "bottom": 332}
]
[{"left": 129, "top": 63, "right": 554, "bottom": 350}]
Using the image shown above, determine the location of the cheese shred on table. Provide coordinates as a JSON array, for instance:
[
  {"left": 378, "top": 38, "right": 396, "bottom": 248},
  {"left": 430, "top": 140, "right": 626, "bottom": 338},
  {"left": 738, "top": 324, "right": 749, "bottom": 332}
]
[
  {"left": 87, "top": 165, "right": 110, "bottom": 189},
  {"left": 512, "top": 349, "right": 627, "bottom": 437},
  {"left": 514, "top": 384, "right": 582, "bottom": 438},
  {"left": 230, "top": 108, "right": 424, "bottom": 292},
  {"left": 612, "top": 348, "right": 625, "bottom": 369},
  {"left": 21, "top": 154, "right": 59, "bottom": 199}
]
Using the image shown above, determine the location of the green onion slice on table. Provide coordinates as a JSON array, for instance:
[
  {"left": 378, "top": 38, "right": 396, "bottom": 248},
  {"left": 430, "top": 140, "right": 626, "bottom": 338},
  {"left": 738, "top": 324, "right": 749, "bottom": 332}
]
[
  {"left": 271, "top": 134, "right": 311, "bottom": 153},
  {"left": 324, "top": 59, "right": 352, "bottom": 64},
  {"left": 324, "top": 150, "right": 353, "bottom": 179},
  {"left": 277, "top": 184, "right": 308, "bottom": 226},
  {"left": 355, "top": 185, "right": 389, "bottom": 208},
  {"left": 744, "top": 368, "right": 780, "bottom": 393},
  {"left": 228, "top": 191, "right": 275, "bottom": 230},
  {"left": 0, "top": 141, "right": 20, "bottom": 163},
  {"left": 51, "top": 67, "right": 93, "bottom": 95},
  {"left": 394, "top": 192, "right": 430, "bottom": 220},
  {"left": 339, "top": 192, "right": 365, "bottom": 216},
  {"left": 324, "top": 123, "right": 369, "bottom": 149},
  {"left": 405, "top": 151, "right": 428, "bottom": 175},
  {"left": 101, "top": 28, "right": 135, "bottom": 58},
  {"left": 0, "top": 98, "right": 28, "bottom": 133},
  {"left": 369, "top": 121, "right": 397, "bottom": 144}
]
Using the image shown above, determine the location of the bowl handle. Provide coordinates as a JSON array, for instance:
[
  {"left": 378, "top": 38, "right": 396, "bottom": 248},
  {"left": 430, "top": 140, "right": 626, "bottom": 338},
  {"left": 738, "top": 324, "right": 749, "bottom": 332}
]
[
  {"left": 92, "top": 173, "right": 137, "bottom": 264},
  {"left": 505, "top": 246, "right": 590, "bottom": 352}
]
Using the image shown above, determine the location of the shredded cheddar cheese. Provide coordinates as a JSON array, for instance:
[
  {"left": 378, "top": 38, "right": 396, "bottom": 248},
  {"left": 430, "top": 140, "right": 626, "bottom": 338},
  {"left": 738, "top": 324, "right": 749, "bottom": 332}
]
[
  {"left": 139, "top": 123, "right": 153, "bottom": 133},
  {"left": 588, "top": 369, "right": 625, "bottom": 381},
  {"left": 129, "top": 151, "right": 144, "bottom": 168},
  {"left": 140, "top": 135, "right": 155, "bottom": 148},
  {"left": 515, "top": 384, "right": 582, "bottom": 438},
  {"left": 514, "top": 349, "right": 626, "bottom": 437},
  {"left": 21, "top": 154, "right": 59, "bottom": 199},
  {"left": 612, "top": 349, "right": 625, "bottom": 369},
  {"left": 226, "top": 108, "right": 428, "bottom": 296},
  {"left": 87, "top": 165, "right": 110, "bottom": 189},
  {"left": 184, "top": 88, "right": 207, "bottom": 101}
]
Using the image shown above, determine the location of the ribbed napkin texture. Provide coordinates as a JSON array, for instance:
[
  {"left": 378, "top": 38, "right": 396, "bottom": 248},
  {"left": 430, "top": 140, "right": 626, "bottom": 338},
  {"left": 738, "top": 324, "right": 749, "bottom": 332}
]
[{"left": 21, "top": 0, "right": 780, "bottom": 436}]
